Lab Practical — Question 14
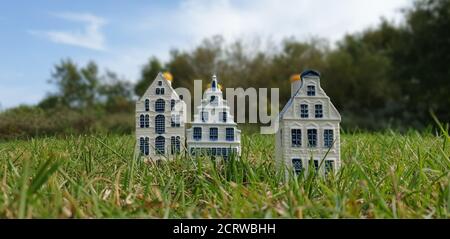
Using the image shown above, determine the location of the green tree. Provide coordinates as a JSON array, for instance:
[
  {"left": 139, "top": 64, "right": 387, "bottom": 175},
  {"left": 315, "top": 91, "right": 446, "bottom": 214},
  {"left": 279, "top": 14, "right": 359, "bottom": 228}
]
[
  {"left": 99, "top": 71, "right": 133, "bottom": 112},
  {"left": 270, "top": 38, "right": 329, "bottom": 105},
  {"left": 166, "top": 50, "right": 195, "bottom": 90},
  {"left": 47, "top": 59, "right": 100, "bottom": 109},
  {"left": 80, "top": 61, "right": 100, "bottom": 108},
  {"left": 391, "top": 0, "right": 450, "bottom": 123},
  {"left": 38, "top": 95, "right": 61, "bottom": 109},
  {"left": 166, "top": 36, "right": 225, "bottom": 90},
  {"left": 49, "top": 59, "right": 83, "bottom": 108},
  {"left": 134, "top": 57, "right": 163, "bottom": 97}
]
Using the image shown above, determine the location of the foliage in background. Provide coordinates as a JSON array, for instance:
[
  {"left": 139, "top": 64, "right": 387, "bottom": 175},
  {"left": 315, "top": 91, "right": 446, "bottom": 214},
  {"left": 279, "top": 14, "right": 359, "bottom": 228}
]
[
  {"left": 39, "top": 59, "right": 134, "bottom": 112},
  {"left": 0, "top": 106, "right": 133, "bottom": 140},
  {"left": 135, "top": 0, "right": 450, "bottom": 130}
]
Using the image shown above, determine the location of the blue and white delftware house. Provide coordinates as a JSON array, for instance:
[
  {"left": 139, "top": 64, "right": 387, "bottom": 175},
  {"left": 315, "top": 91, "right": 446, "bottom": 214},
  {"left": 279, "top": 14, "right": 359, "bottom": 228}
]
[
  {"left": 275, "top": 70, "right": 341, "bottom": 176},
  {"left": 135, "top": 72, "right": 186, "bottom": 160},
  {"left": 186, "top": 75, "right": 241, "bottom": 159}
]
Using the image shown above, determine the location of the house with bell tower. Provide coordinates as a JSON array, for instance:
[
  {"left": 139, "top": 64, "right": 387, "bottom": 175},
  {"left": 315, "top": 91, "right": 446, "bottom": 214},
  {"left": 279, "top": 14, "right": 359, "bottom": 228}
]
[{"left": 186, "top": 75, "right": 241, "bottom": 159}]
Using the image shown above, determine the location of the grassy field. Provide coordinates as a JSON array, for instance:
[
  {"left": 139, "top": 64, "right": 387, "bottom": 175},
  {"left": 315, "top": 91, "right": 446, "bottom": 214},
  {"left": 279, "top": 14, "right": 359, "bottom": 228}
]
[{"left": 0, "top": 130, "right": 449, "bottom": 218}]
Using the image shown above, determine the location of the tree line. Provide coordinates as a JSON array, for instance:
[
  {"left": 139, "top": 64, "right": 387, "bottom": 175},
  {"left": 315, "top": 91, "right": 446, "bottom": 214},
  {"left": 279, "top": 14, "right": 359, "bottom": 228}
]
[
  {"left": 0, "top": 0, "right": 448, "bottom": 139},
  {"left": 133, "top": 0, "right": 450, "bottom": 130}
]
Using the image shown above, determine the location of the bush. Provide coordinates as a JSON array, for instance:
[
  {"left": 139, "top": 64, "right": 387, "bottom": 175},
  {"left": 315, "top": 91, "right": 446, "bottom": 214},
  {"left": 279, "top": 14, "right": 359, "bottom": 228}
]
[{"left": 0, "top": 106, "right": 134, "bottom": 140}]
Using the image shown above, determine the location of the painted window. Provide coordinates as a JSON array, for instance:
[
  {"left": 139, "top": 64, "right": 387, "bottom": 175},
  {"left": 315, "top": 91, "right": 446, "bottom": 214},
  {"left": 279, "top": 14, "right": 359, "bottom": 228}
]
[
  {"left": 171, "top": 136, "right": 175, "bottom": 154},
  {"left": 210, "top": 96, "right": 216, "bottom": 103},
  {"left": 312, "top": 160, "right": 319, "bottom": 172},
  {"left": 210, "top": 128, "right": 218, "bottom": 141},
  {"left": 193, "top": 127, "right": 202, "bottom": 141},
  {"left": 222, "top": 148, "right": 228, "bottom": 156},
  {"left": 139, "top": 137, "right": 144, "bottom": 154},
  {"left": 226, "top": 128, "right": 234, "bottom": 141},
  {"left": 291, "top": 129, "right": 301, "bottom": 147},
  {"left": 315, "top": 104, "right": 323, "bottom": 118},
  {"left": 155, "top": 99, "right": 165, "bottom": 112},
  {"left": 201, "top": 111, "right": 208, "bottom": 122},
  {"left": 171, "top": 114, "right": 180, "bottom": 127},
  {"left": 155, "top": 136, "right": 165, "bottom": 155},
  {"left": 231, "top": 148, "right": 237, "bottom": 155},
  {"left": 307, "top": 85, "right": 316, "bottom": 96},
  {"left": 292, "top": 158, "right": 302, "bottom": 174},
  {"left": 145, "top": 114, "right": 150, "bottom": 128},
  {"left": 324, "top": 129, "right": 333, "bottom": 148},
  {"left": 155, "top": 115, "right": 165, "bottom": 134},
  {"left": 177, "top": 115, "right": 181, "bottom": 127},
  {"left": 145, "top": 99, "right": 150, "bottom": 111},
  {"left": 158, "top": 81, "right": 162, "bottom": 86},
  {"left": 156, "top": 87, "right": 165, "bottom": 95},
  {"left": 300, "top": 104, "right": 308, "bottom": 118},
  {"left": 325, "top": 160, "right": 334, "bottom": 175},
  {"left": 176, "top": 136, "right": 180, "bottom": 153},
  {"left": 171, "top": 136, "right": 181, "bottom": 154},
  {"left": 140, "top": 137, "right": 149, "bottom": 156},
  {"left": 139, "top": 115, "right": 145, "bottom": 128},
  {"left": 179, "top": 95, "right": 183, "bottom": 100},
  {"left": 216, "top": 147, "right": 222, "bottom": 156},
  {"left": 307, "top": 129, "right": 317, "bottom": 147},
  {"left": 144, "top": 137, "right": 149, "bottom": 155},
  {"left": 171, "top": 99, "right": 176, "bottom": 110},
  {"left": 221, "top": 112, "right": 227, "bottom": 122}
]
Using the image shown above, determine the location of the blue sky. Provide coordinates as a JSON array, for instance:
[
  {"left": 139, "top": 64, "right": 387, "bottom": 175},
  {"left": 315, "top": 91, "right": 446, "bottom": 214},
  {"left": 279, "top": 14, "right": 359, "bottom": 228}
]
[{"left": 0, "top": 0, "right": 411, "bottom": 109}]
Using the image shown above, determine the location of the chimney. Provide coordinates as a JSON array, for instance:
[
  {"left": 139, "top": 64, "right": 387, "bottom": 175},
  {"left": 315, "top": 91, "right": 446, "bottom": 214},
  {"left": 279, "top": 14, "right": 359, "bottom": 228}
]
[
  {"left": 290, "top": 74, "right": 301, "bottom": 97},
  {"left": 291, "top": 70, "right": 321, "bottom": 97},
  {"left": 162, "top": 72, "right": 173, "bottom": 86}
]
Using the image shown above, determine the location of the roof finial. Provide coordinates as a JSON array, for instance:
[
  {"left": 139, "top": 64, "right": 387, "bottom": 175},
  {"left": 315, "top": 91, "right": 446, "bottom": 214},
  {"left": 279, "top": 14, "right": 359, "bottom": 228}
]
[{"left": 211, "top": 74, "right": 218, "bottom": 90}]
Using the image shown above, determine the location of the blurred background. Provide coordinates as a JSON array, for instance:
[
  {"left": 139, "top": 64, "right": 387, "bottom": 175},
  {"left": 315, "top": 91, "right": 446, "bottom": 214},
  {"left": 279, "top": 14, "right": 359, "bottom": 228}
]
[{"left": 1, "top": 0, "right": 449, "bottom": 139}]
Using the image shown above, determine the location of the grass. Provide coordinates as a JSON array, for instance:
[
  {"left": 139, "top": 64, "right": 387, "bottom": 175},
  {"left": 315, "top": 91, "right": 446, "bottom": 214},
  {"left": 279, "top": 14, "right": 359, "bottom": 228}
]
[{"left": 0, "top": 129, "right": 448, "bottom": 218}]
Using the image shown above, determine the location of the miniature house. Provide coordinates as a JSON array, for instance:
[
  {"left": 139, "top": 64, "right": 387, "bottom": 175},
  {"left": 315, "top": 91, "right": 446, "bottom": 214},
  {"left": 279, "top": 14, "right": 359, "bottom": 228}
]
[
  {"left": 276, "top": 70, "right": 341, "bottom": 176},
  {"left": 186, "top": 75, "right": 241, "bottom": 159},
  {"left": 135, "top": 72, "right": 186, "bottom": 160}
]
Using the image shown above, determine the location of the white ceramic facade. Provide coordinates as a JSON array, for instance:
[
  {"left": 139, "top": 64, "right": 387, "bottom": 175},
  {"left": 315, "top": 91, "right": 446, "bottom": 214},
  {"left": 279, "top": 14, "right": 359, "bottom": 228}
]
[
  {"left": 186, "top": 75, "right": 241, "bottom": 159},
  {"left": 276, "top": 70, "right": 341, "bottom": 176},
  {"left": 135, "top": 73, "right": 186, "bottom": 160}
]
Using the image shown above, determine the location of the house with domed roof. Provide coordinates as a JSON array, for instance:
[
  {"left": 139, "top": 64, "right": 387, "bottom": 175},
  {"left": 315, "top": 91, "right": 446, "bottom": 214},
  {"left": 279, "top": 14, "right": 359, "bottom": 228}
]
[
  {"left": 135, "top": 72, "right": 186, "bottom": 160},
  {"left": 276, "top": 70, "right": 341, "bottom": 176}
]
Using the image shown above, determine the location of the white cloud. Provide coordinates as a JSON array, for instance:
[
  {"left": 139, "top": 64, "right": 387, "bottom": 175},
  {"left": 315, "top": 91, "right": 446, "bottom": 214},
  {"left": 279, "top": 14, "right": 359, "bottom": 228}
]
[
  {"left": 96, "top": 48, "right": 156, "bottom": 82},
  {"left": 30, "top": 12, "right": 107, "bottom": 51},
  {"left": 164, "top": 0, "right": 411, "bottom": 44},
  {"left": 29, "top": 0, "right": 411, "bottom": 84},
  {"left": 108, "top": 0, "right": 410, "bottom": 82}
]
